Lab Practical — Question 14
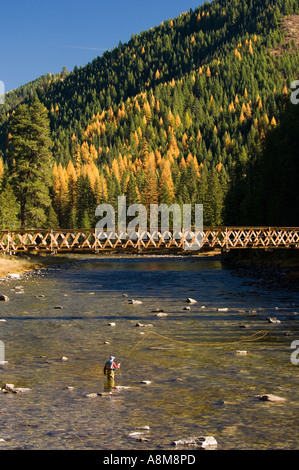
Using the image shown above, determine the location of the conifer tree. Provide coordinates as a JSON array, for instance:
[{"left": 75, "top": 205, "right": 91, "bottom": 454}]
[
  {"left": 0, "top": 180, "right": 19, "bottom": 229},
  {"left": 8, "top": 97, "right": 54, "bottom": 228},
  {"left": 143, "top": 157, "right": 159, "bottom": 209},
  {"left": 45, "top": 205, "right": 59, "bottom": 229}
]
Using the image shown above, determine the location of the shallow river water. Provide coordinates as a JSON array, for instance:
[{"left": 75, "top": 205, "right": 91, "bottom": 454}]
[{"left": 0, "top": 255, "right": 298, "bottom": 450}]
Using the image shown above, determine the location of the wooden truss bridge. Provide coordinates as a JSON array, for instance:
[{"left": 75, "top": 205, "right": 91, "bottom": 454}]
[{"left": 0, "top": 227, "right": 298, "bottom": 254}]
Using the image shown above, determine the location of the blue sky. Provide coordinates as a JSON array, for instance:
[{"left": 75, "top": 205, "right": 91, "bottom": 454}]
[{"left": 1, "top": 0, "right": 204, "bottom": 93}]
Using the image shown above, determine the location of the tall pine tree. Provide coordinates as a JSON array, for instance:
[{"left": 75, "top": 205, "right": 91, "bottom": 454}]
[{"left": 8, "top": 97, "right": 54, "bottom": 228}]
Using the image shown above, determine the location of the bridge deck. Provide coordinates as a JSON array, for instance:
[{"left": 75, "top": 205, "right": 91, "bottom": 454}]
[{"left": 0, "top": 227, "right": 298, "bottom": 253}]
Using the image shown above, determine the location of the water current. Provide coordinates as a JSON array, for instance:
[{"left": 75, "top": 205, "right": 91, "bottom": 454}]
[{"left": 0, "top": 255, "right": 298, "bottom": 450}]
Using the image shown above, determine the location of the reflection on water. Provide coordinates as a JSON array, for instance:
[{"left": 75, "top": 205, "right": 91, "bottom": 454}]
[{"left": 0, "top": 255, "right": 298, "bottom": 450}]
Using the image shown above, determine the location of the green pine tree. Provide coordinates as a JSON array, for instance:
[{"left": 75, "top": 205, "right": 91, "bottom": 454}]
[
  {"left": 8, "top": 97, "right": 54, "bottom": 228},
  {"left": 0, "top": 180, "right": 19, "bottom": 229},
  {"left": 44, "top": 205, "right": 59, "bottom": 229}
]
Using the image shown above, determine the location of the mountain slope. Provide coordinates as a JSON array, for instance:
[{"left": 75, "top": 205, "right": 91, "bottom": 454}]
[{"left": 0, "top": 0, "right": 298, "bottom": 228}]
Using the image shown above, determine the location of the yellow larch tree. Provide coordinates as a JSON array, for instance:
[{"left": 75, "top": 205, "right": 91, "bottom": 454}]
[
  {"left": 52, "top": 162, "right": 69, "bottom": 224},
  {"left": 66, "top": 160, "right": 77, "bottom": 209},
  {"left": 0, "top": 156, "right": 4, "bottom": 182},
  {"left": 179, "top": 157, "right": 187, "bottom": 171},
  {"left": 158, "top": 159, "right": 175, "bottom": 203}
]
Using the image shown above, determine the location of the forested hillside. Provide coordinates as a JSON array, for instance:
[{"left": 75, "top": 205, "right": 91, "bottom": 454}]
[{"left": 0, "top": 0, "right": 298, "bottom": 229}]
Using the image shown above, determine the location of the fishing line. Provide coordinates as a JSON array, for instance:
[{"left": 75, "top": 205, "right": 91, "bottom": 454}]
[{"left": 120, "top": 329, "right": 268, "bottom": 366}]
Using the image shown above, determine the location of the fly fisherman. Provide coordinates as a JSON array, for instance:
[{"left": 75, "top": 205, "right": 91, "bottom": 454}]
[{"left": 103, "top": 355, "right": 120, "bottom": 381}]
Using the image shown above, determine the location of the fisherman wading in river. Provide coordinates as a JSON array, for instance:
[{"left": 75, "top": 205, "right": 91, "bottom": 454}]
[{"left": 104, "top": 356, "right": 120, "bottom": 381}]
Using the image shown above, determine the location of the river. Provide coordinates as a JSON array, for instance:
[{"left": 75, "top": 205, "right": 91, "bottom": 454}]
[{"left": 0, "top": 254, "right": 298, "bottom": 450}]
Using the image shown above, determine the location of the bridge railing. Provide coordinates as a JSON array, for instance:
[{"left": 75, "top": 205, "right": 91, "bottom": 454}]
[{"left": 0, "top": 227, "right": 298, "bottom": 253}]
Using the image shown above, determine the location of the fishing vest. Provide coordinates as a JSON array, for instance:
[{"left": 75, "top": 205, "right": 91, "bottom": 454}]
[{"left": 105, "top": 360, "right": 115, "bottom": 370}]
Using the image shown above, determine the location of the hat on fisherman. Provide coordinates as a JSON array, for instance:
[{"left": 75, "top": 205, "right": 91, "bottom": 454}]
[{"left": 110, "top": 356, "right": 115, "bottom": 361}]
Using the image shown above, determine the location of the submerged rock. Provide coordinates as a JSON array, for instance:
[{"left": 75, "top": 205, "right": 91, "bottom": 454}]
[
  {"left": 267, "top": 317, "right": 281, "bottom": 324},
  {"left": 3, "top": 383, "right": 15, "bottom": 392},
  {"left": 85, "top": 393, "right": 98, "bottom": 398},
  {"left": 172, "top": 436, "right": 218, "bottom": 448},
  {"left": 258, "top": 394, "right": 286, "bottom": 402},
  {"left": 186, "top": 298, "right": 197, "bottom": 304},
  {"left": 0, "top": 295, "right": 9, "bottom": 301},
  {"left": 128, "top": 431, "right": 149, "bottom": 441},
  {"left": 1, "top": 383, "right": 31, "bottom": 394},
  {"left": 97, "top": 392, "right": 113, "bottom": 397},
  {"left": 128, "top": 432, "right": 149, "bottom": 442},
  {"left": 7, "top": 273, "right": 21, "bottom": 279},
  {"left": 113, "top": 385, "right": 131, "bottom": 390}
]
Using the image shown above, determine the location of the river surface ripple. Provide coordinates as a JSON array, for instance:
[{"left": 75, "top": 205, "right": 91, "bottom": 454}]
[{"left": 0, "top": 255, "right": 298, "bottom": 450}]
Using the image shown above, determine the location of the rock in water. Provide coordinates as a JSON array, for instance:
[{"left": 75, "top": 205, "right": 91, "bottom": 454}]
[
  {"left": 3, "top": 383, "right": 15, "bottom": 392},
  {"left": 7, "top": 273, "right": 20, "bottom": 279},
  {"left": 0, "top": 295, "right": 9, "bottom": 301},
  {"left": 172, "top": 436, "right": 217, "bottom": 448},
  {"left": 258, "top": 394, "right": 286, "bottom": 402},
  {"left": 186, "top": 298, "right": 197, "bottom": 304},
  {"left": 267, "top": 317, "right": 281, "bottom": 324},
  {"left": 85, "top": 393, "right": 98, "bottom": 398}
]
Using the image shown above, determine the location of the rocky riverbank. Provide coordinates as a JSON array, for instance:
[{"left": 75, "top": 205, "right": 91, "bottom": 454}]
[
  {"left": 0, "top": 253, "right": 75, "bottom": 280},
  {"left": 222, "top": 249, "right": 299, "bottom": 290}
]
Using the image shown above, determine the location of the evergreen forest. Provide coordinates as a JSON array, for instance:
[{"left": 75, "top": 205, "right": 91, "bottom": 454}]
[{"left": 0, "top": 0, "right": 298, "bottom": 230}]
